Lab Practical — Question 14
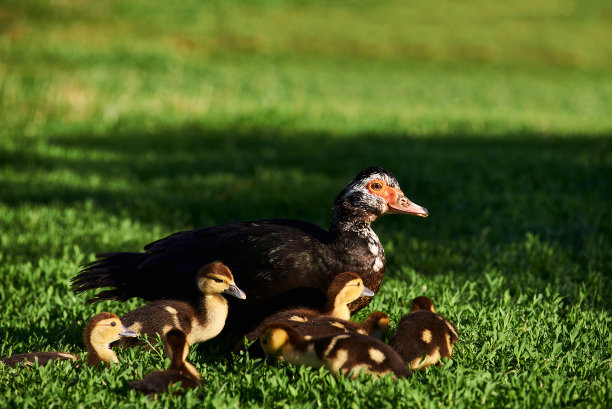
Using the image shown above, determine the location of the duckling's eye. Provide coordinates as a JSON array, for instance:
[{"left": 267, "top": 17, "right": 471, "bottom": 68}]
[
  {"left": 370, "top": 182, "right": 383, "bottom": 191},
  {"left": 110, "top": 321, "right": 116, "bottom": 327},
  {"left": 212, "top": 278, "right": 224, "bottom": 283}
]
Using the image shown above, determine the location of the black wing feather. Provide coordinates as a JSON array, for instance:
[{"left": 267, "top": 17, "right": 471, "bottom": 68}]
[{"left": 72, "top": 219, "right": 335, "bottom": 306}]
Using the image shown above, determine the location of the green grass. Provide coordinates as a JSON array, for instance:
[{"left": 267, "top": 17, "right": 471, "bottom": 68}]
[{"left": 1, "top": 0, "right": 611, "bottom": 407}]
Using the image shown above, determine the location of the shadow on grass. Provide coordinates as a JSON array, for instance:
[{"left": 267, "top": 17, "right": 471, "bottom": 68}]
[{"left": 2, "top": 125, "right": 611, "bottom": 307}]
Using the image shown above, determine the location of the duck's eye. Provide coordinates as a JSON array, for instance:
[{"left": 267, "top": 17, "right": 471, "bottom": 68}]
[
  {"left": 110, "top": 321, "right": 116, "bottom": 327},
  {"left": 370, "top": 182, "right": 383, "bottom": 191},
  {"left": 212, "top": 278, "right": 224, "bottom": 284}
]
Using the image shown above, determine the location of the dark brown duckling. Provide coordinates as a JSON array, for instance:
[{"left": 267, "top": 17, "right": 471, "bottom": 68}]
[
  {"left": 129, "top": 329, "right": 202, "bottom": 395},
  {"left": 389, "top": 296, "right": 458, "bottom": 369},
  {"left": 0, "top": 312, "right": 137, "bottom": 367},
  {"left": 120, "top": 262, "right": 246, "bottom": 347},
  {"left": 259, "top": 322, "right": 410, "bottom": 379},
  {"left": 238, "top": 272, "right": 374, "bottom": 350}
]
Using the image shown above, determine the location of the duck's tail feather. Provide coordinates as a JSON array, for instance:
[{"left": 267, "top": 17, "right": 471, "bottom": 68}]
[{"left": 71, "top": 252, "right": 147, "bottom": 303}]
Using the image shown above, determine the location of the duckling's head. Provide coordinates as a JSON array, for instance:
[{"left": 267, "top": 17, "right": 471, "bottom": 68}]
[
  {"left": 411, "top": 296, "right": 435, "bottom": 313},
  {"left": 259, "top": 323, "right": 301, "bottom": 356},
  {"left": 83, "top": 312, "right": 138, "bottom": 347},
  {"left": 165, "top": 329, "right": 202, "bottom": 380},
  {"left": 328, "top": 272, "right": 375, "bottom": 307},
  {"left": 196, "top": 261, "right": 246, "bottom": 299},
  {"left": 165, "top": 329, "right": 189, "bottom": 363},
  {"left": 370, "top": 311, "right": 391, "bottom": 338}
]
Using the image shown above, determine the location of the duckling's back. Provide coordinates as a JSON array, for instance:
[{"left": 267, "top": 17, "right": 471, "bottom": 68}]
[
  {"left": 0, "top": 352, "right": 77, "bottom": 367},
  {"left": 239, "top": 309, "right": 382, "bottom": 356},
  {"left": 120, "top": 300, "right": 200, "bottom": 345},
  {"left": 389, "top": 310, "right": 458, "bottom": 369},
  {"left": 314, "top": 333, "right": 411, "bottom": 379}
]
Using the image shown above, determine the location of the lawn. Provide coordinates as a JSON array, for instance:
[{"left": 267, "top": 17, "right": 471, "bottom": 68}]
[{"left": 1, "top": 0, "right": 611, "bottom": 408}]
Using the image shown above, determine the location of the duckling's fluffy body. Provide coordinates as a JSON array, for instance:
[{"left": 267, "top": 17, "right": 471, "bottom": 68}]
[
  {"left": 120, "top": 298, "right": 227, "bottom": 346},
  {"left": 260, "top": 323, "right": 410, "bottom": 380},
  {"left": 120, "top": 262, "right": 245, "bottom": 346},
  {"left": 0, "top": 351, "right": 76, "bottom": 367},
  {"left": 129, "top": 329, "right": 201, "bottom": 395},
  {"left": 389, "top": 297, "right": 458, "bottom": 369},
  {"left": 296, "top": 311, "right": 390, "bottom": 340}
]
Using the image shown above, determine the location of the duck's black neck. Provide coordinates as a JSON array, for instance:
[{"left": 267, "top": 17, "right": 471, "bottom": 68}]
[{"left": 330, "top": 202, "right": 377, "bottom": 239}]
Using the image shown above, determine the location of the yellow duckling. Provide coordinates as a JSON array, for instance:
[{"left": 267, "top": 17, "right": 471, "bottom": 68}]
[
  {"left": 0, "top": 312, "right": 137, "bottom": 367},
  {"left": 120, "top": 261, "right": 246, "bottom": 347}
]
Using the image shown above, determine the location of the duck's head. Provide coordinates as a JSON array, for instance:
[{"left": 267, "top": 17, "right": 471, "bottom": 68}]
[
  {"left": 333, "top": 167, "right": 428, "bottom": 223},
  {"left": 197, "top": 261, "right": 246, "bottom": 299},
  {"left": 328, "top": 272, "right": 375, "bottom": 307},
  {"left": 411, "top": 296, "right": 435, "bottom": 313},
  {"left": 259, "top": 322, "right": 301, "bottom": 356},
  {"left": 84, "top": 312, "right": 138, "bottom": 347}
]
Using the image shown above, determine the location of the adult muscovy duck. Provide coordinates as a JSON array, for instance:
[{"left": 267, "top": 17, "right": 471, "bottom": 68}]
[{"left": 72, "top": 167, "right": 428, "bottom": 334}]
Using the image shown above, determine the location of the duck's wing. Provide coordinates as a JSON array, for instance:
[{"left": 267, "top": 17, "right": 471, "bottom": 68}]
[{"left": 72, "top": 219, "right": 335, "bottom": 305}]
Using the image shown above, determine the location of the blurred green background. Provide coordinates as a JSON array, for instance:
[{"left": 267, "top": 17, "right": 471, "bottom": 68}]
[
  {"left": 2, "top": 0, "right": 612, "bottom": 136},
  {"left": 1, "top": 1, "right": 611, "bottom": 407}
]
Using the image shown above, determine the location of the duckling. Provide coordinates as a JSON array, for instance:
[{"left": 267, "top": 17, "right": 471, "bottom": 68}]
[
  {"left": 120, "top": 261, "right": 246, "bottom": 347},
  {"left": 0, "top": 312, "right": 138, "bottom": 367},
  {"left": 238, "top": 272, "right": 374, "bottom": 351},
  {"left": 259, "top": 322, "right": 410, "bottom": 379},
  {"left": 389, "top": 296, "right": 459, "bottom": 369},
  {"left": 129, "top": 329, "right": 202, "bottom": 395}
]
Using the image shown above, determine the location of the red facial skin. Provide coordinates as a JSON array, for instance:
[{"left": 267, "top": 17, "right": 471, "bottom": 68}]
[{"left": 366, "top": 180, "right": 428, "bottom": 217}]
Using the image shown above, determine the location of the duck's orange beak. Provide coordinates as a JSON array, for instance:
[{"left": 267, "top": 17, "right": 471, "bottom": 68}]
[{"left": 387, "top": 190, "right": 429, "bottom": 217}]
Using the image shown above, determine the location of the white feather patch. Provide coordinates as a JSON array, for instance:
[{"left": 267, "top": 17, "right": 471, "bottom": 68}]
[{"left": 373, "top": 257, "right": 384, "bottom": 272}]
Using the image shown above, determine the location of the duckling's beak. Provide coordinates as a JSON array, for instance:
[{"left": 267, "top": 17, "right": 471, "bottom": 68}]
[
  {"left": 360, "top": 286, "right": 375, "bottom": 297},
  {"left": 119, "top": 326, "right": 138, "bottom": 337},
  {"left": 225, "top": 284, "right": 247, "bottom": 300},
  {"left": 388, "top": 192, "right": 428, "bottom": 217}
]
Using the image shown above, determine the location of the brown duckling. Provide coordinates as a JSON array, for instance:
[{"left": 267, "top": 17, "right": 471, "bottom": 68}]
[
  {"left": 389, "top": 296, "right": 459, "bottom": 369},
  {"left": 120, "top": 261, "right": 246, "bottom": 347},
  {"left": 0, "top": 312, "right": 138, "bottom": 367},
  {"left": 238, "top": 272, "right": 374, "bottom": 351},
  {"left": 260, "top": 322, "right": 410, "bottom": 379},
  {"left": 129, "top": 329, "right": 202, "bottom": 395}
]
